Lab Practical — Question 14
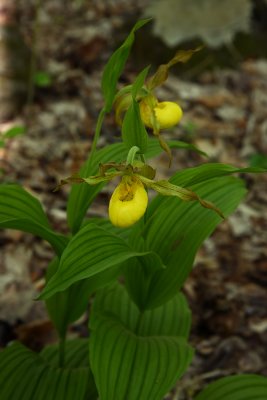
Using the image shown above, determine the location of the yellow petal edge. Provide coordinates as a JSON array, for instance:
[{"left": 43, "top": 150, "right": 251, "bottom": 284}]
[
  {"left": 109, "top": 177, "right": 148, "bottom": 227},
  {"left": 140, "top": 100, "right": 183, "bottom": 129}
]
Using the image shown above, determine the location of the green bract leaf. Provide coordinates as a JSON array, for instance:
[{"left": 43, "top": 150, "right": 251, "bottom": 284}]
[
  {"left": 38, "top": 223, "right": 159, "bottom": 300},
  {"left": 0, "top": 184, "right": 67, "bottom": 255},
  {"left": 101, "top": 19, "right": 151, "bottom": 111},
  {"left": 131, "top": 65, "right": 150, "bottom": 98},
  {"left": 122, "top": 99, "right": 148, "bottom": 153},
  {"left": 194, "top": 374, "right": 267, "bottom": 400},
  {"left": 0, "top": 341, "right": 95, "bottom": 400},
  {"left": 89, "top": 283, "right": 193, "bottom": 400}
]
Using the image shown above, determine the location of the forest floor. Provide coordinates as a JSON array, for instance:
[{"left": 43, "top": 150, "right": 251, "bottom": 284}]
[{"left": 0, "top": 1, "right": 267, "bottom": 399}]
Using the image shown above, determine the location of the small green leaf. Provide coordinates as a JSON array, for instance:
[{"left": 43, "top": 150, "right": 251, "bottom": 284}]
[
  {"left": 34, "top": 71, "right": 52, "bottom": 87},
  {"left": 131, "top": 65, "right": 150, "bottom": 98},
  {"left": 194, "top": 374, "right": 267, "bottom": 400},
  {"left": 89, "top": 283, "right": 193, "bottom": 400},
  {"left": 122, "top": 99, "right": 148, "bottom": 153},
  {"left": 0, "top": 341, "right": 94, "bottom": 400},
  {"left": 3, "top": 125, "right": 26, "bottom": 139},
  {"left": 101, "top": 19, "right": 151, "bottom": 111}
]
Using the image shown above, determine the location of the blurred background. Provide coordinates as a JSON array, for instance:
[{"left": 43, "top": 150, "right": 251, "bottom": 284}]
[{"left": 0, "top": 1, "right": 267, "bottom": 399}]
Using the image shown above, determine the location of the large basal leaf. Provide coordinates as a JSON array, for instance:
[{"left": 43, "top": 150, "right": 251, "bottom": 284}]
[
  {"left": 101, "top": 19, "right": 151, "bottom": 112},
  {"left": 194, "top": 374, "right": 267, "bottom": 400},
  {"left": 0, "top": 341, "right": 96, "bottom": 400},
  {"left": 124, "top": 174, "right": 247, "bottom": 310},
  {"left": 89, "top": 283, "right": 193, "bottom": 400},
  {"left": 0, "top": 184, "right": 67, "bottom": 255},
  {"left": 138, "top": 163, "right": 266, "bottom": 308},
  {"left": 38, "top": 223, "right": 161, "bottom": 300},
  {"left": 67, "top": 139, "right": 205, "bottom": 234}
]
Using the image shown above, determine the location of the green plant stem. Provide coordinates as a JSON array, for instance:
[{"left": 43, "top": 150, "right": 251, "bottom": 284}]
[
  {"left": 58, "top": 337, "right": 66, "bottom": 368},
  {"left": 126, "top": 146, "right": 141, "bottom": 165}
]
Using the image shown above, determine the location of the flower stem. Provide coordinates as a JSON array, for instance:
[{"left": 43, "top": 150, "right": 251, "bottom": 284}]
[{"left": 126, "top": 146, "right": 141, "bottom": 165}]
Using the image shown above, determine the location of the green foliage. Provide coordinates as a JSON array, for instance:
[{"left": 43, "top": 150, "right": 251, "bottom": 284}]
[
  {"left": 122, "top": 98, "right": 148, "bottom": 153},
  {"left": 0, "top": 125, "right": 26, "bottom": 147},
  {"left": 66, "top": 138, "right": 204, "bottom": 234},
  {"left": 34, "top": 71, "right": 52, "bottom": 87},
  {"left": 45, "top": 258, "right": 98, "bottom": 338},
  {"left": 0, "top": 184, "right": 67, "bottom": 255},
  {"left": 89, "top": 283, "right": 193, "bottom": 400},
  {"left": 0, "top": 18, "right": 266, "bottom": 400},
  {"left": 38, "top": 222, "right": 162, "bottom": 300},
  {"left": 0, "top": 340, "right": 96, "bottom": 400},
  {"left": 125, "top": 172, "right": 247, "bottom": 310},
  {"left": 101, "top": 19, "right": 151, "bottom": 112},
  {"left": 194, "top": 374, "right": 267, "bottom": 399},
  {"left": 249, "top": 153, "right": 267, "bottom": 169}
]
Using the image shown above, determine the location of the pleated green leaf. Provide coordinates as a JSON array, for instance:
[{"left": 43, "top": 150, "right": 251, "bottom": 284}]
[
  {"left": 67, "top": 139, "right": 205, "bottom": 234},
  {"left": 101, "top": 19, "right": 151, "bottom": 112},
  {"left": 194, "top": 374, "right": 267, "bottom": 400},
  {"left": 41, "top": 338, "right": 98, "bottom": 398},
  {"left": 92, "top": 283, "right": 191, "bottom": 338},
  {"left": 0, "top": 341, "right": 95, "bottom": 400},
  {"left": 38, "top": 223, "right": 160, "bottom": 300},
  {"left": 90, "top": 283, "right": 193, "bottom": 400},
  {"left": 142, "top": 163, "right": 266, "bottom": 306},
  {"left": 142, "top": 176, "right": 247, "bottom": 308},
  {"left": 0, "top": 184, "right": 67, "bottom": 255}
]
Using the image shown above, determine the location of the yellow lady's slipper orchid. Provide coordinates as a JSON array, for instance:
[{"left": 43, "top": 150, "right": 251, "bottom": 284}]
[
  {"left": 140, "top": 100, "right": 183, "bottom": 130},
  {"left": 109, "top": 176, "right": 148, "bottom": 228}
]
